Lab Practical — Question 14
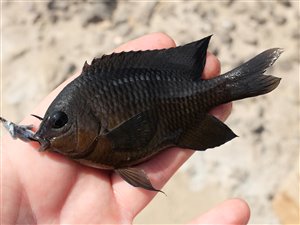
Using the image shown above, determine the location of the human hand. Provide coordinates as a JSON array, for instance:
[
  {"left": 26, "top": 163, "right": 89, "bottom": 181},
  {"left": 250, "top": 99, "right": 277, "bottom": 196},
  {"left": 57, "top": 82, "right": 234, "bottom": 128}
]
[{"left": 2, "top": 33, "right": 249, "bottom": 224}]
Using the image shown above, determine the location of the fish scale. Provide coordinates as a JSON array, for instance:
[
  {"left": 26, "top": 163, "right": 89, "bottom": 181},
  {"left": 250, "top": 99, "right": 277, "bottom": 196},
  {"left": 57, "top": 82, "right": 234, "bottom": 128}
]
[{"left": 89, "top": 70, "right": 190, "bottom": 127}]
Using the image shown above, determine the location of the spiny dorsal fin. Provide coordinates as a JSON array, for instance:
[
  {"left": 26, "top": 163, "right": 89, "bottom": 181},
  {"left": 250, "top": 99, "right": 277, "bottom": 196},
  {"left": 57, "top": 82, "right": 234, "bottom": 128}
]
[
  {"left": 83, "top": 35, "right": 212, "bottom": 81},
  {"left": 82, "top": 60, "right": 90, "bottom": 71}
]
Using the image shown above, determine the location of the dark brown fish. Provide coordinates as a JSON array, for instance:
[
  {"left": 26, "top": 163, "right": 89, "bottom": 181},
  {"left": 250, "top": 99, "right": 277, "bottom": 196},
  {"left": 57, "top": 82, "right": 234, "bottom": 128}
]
[{"left": 1, "top": 36, "right": 282, "bottom": 192}]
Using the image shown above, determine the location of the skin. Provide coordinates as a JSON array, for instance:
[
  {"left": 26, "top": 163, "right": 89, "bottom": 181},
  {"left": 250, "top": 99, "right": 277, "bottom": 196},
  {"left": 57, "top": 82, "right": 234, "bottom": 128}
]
[{"left": 1, "top": 33, "right": 250, "bottom": 224}]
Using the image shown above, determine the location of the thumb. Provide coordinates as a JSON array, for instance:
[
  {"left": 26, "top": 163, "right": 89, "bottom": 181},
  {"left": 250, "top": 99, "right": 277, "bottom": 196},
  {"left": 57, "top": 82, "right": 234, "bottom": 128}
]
[{"left": 187, "top": 199, "right": 250, "bottom": 225}]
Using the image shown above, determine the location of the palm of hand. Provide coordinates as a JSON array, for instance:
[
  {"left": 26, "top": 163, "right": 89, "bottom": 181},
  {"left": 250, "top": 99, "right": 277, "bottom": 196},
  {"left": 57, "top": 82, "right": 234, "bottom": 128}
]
[
  {"left": 5, "top": 143, "right": 119, "bottom": 223},
  {"left": 4, "top": 122, "right": 194, "bottom": 224}
]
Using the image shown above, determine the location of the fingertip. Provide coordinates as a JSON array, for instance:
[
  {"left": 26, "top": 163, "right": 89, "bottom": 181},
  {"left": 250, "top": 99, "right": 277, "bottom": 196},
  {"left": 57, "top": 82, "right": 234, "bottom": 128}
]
[
  {"left": 149, "top": 32, "right": 177, "bottom": 48},
  {"left": 114, "top": 32, "right": 176, "bottom": 53},
  {"left": 209, "top": 102, "right": 233, "bottom": 122},
  {"left": 204, "top": 52, "right": 231, "bottom": 122},
  {"left": 202, "top": 52, "right": 221, "bottom": 79},
  {"left": 188, "top": 198, "right": 251, "bottom": 225},
  {"left": 225, "top": 198, "right": 251, "bottom": 225},
  {"left": 237, "top": 199, "right": 251, "bottom": 224}
]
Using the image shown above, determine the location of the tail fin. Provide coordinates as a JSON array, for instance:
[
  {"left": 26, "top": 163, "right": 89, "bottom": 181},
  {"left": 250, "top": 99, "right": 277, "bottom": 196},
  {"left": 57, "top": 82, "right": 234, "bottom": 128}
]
[{"left": 223, "top": 48, "right": 282, "bottom": 101}]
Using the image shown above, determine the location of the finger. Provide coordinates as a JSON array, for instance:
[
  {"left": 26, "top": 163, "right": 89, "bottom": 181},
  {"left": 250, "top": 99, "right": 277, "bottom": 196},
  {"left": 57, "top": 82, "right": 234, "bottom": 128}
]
[
  {"left": 210, "top": 102, "right": 232, "bottom": 122},
  {"left": 114, "top": 32, "right": 176, "bottom": 53},
  {"left": 202, "top": 52, "right": 232, "bottom": 121},
  {"left": 187, "top": 199, "right": 251, "bottom": 225},
  {"left": 202, "top": 52, "right": 221, "bottom": 79}
]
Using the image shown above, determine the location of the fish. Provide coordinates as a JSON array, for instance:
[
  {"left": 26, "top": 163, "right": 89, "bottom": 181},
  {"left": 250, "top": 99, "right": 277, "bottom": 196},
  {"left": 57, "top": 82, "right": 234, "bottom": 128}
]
[{"left": 1, "top": 35, "right": 282, "bottom": 192}]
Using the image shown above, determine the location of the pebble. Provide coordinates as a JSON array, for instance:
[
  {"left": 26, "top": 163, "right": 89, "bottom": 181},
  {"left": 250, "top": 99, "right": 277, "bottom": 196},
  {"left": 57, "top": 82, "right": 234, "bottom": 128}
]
[
  {"left": 280, "top": 0, "right": 292, "bottom": 7},
  {"left": 221, "top": 20, "right": 236, "bottom": 32},
  {"left": 81, "top": 2, "right": 117, "bottom": 27},
  {"left": 221, "top": 35, "right": 233, "bottom": 45}
]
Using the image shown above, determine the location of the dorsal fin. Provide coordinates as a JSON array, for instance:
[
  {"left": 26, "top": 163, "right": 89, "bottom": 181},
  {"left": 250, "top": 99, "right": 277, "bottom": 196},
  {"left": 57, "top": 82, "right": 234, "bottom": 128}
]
[
  {"left": 82, "top": 60, "right": 90, "bottom": 71},
  {"left": 83, "top": 35, "right": 212, "bottom": 81}
]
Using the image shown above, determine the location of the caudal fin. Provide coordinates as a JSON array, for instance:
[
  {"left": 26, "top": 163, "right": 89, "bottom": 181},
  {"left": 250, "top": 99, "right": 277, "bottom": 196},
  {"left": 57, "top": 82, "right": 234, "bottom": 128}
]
[{"left": 223, "top": 48, "right": 282, "bottom": 100}]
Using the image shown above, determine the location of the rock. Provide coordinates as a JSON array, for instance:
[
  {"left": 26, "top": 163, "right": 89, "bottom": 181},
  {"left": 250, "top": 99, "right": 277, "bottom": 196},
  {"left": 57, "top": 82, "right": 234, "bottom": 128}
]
[
  {"left": 292, "top": 29, "right": 300, "bottom": 40},
  {"left": 273, "top": 15, "right": 287, "bottom": 25},
  {"left": 47, "top": 0, "right": 69, "bottom": 11},
  {"left": 271, "top": 10, "right": 287, "bottom": 26},
  {"left": 239, "top": 27, "right": 258, "bottom": 46},
  {"left": 235, "top": 4, "right": 247, "bottom": 14},
  {"left": 250, "top": 14, "right": 267, "bottom": 25},
  {"left": 252, "top": 124, "right": 265, "bottom": 135},
  {"left": 279, "top": 0, "right": 292, "bottom": 7},
  {"left": 81, "top": 1, "right": 117, "bottom": 27},
  {"left": 221, "top": 20, "right": 236, "bottom": 32},
  {"left": 221, "top": 35, "right": 233, "bottom": 45}
]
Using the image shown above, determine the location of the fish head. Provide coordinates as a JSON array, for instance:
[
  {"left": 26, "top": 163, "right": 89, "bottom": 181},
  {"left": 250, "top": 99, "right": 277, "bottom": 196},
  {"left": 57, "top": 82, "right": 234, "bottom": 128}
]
[{"left": 33, "top": 94, "right": 100, "bottom": 157}]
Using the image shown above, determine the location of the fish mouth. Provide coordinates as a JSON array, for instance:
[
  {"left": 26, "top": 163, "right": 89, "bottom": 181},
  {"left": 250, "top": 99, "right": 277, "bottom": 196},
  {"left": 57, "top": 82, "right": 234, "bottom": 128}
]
[{"left": 33, "top": 134, "right": 51, "bottom": 152}]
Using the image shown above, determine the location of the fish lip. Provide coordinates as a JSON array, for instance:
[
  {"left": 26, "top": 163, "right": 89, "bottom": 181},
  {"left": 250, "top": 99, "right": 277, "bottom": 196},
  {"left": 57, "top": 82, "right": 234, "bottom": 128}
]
[{"left": 33, "top": 134, "right": 51, "bottom": 151}]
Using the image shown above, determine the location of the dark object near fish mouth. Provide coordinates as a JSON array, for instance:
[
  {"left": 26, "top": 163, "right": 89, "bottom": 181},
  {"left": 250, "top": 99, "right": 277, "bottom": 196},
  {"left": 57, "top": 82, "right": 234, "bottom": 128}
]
[
  {"left": 1, "top": 35, "right": 283, "bottom": 193},
  {"left": 31, "top": 114, "right": 44, "bottom": 121},
  {"left": 33, "top": 134, "right": 51, "bottom": 151}
]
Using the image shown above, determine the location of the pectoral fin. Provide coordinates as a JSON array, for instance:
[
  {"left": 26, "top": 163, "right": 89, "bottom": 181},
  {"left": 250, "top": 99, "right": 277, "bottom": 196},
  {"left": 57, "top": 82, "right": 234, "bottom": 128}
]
[
  {"left": 178, "top": 114, "right": 237, "bottom": 150},
  {"left": 105, "top": 110, "right": 157, "bottom": 151},
  {"left": 116, "top": 168, "right": 163, "bottom": 193}
]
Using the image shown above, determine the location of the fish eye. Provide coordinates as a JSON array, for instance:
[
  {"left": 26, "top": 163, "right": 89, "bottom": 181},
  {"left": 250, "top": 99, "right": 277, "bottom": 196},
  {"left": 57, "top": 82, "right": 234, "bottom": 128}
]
[{"left": 50, "top": 111, "right": 68, "bottom": 129}]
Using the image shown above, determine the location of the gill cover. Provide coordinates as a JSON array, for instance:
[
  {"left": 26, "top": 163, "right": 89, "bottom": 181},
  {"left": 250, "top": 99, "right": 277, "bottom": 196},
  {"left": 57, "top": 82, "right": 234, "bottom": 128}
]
[{"left": 34, "top": 98, "right": 100, "bottom": 157}]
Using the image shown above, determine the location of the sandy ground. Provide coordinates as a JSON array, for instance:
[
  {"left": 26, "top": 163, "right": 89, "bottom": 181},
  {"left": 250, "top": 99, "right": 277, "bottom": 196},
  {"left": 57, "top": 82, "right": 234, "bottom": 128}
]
[{"left": 1, "top": 1, "right": 299, "bottom": 224}]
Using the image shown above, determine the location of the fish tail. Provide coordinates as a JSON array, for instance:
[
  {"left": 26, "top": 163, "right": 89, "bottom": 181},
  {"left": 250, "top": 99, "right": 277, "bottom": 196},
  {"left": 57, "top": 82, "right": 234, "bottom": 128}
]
[{"left": 223, "top": 48, "right": 282, "bottom": 101}]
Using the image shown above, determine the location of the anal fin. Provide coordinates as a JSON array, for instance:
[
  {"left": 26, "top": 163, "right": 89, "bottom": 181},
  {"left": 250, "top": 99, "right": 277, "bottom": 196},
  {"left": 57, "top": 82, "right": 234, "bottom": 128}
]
[{"left": 178, "top": 114, "right": 237, "bottom": 151}]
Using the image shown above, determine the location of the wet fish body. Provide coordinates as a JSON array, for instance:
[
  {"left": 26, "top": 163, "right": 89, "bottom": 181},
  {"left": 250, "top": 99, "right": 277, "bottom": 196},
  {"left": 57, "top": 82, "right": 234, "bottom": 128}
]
[{"left": 2, "top": 36, "right": 282, "bottom": 191}]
